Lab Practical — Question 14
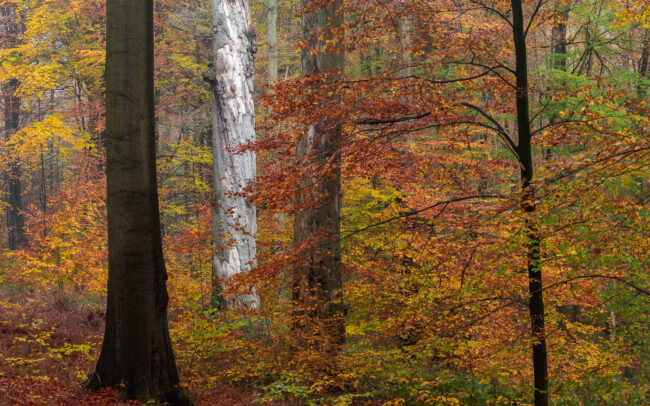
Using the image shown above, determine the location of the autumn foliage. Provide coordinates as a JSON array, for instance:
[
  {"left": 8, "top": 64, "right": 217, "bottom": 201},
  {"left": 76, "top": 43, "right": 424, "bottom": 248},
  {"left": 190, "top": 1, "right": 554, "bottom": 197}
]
[{"left": 0, "top": 0, "right": 649, "bottom": 404}]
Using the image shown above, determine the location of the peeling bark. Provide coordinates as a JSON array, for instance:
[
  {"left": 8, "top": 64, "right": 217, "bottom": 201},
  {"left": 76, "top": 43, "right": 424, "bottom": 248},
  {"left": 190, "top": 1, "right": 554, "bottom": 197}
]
[{"left": 210, "top": 0, "right": 259, "bottom": 309}]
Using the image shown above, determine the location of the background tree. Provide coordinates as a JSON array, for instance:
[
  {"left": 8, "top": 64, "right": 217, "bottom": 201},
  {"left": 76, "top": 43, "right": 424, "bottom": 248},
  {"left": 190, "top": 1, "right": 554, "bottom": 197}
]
[
  {"left": 266, "top": 0, "right": 278, "bottom": 83},
  {"left": 0, "top": 2, "right": 25, "bottom": 250},
  {"left": 291, "top": 0, "right": 346, "bottom": 361}
]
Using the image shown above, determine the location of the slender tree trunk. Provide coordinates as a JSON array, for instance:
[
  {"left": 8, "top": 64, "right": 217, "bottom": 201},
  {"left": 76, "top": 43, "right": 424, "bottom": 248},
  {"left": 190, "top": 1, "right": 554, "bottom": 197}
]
[
  {"left": 88, "top": 1, "right": 190, "bottom": 404},
  {"left": 292, "top": 0, "right": 346, "bottom": 355},
  {"left": 397, "top": 17, "right": 412, "bottom": 77},
  {"left": 4, "top": 79, "right": 24, "bottom": 250},
  {"left": 209, "top": 0, "right": 259, "bottom": 309},
  {"left": 638, "top": 28, "right": 649, "bottom": 99},
  {"left": 545, "top": 3, "right": 569, "bottom": 160},
  {"left": 584, "top": 27, "right": 593, "bottom": 76},
  {"left": 511, "top": 0, "right": 548, "bottom": 405},
  {"left": 267, "top": 0, "right": 278, "bottom": 83},
  {"left": 1, "top": 5, "right": 25, "bottom": 250},
  {"left": 550, "top": 5, "right": 568, "bottom": 72}
]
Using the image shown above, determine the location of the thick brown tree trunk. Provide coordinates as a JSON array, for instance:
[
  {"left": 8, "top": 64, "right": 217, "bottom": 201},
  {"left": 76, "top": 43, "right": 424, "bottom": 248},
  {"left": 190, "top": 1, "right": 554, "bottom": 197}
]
[
  {"left": 87, "top": 1, "right": 190, "bottom": 404},
  {"left": 511, "top": 0, "right": 549, "bottom": 405},
  {"left": 292, "top": 0, "right": 346, "bottom": 356}
]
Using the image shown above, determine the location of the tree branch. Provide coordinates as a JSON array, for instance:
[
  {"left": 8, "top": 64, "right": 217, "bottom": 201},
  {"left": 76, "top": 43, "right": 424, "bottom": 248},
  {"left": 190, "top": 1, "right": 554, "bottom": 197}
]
[
  {"left": 461, "top": 102, "right": 520, "bottom": 159},
  {"left": 340, "top": 194, "right": 504, "bottom": 241},
  {"left": 356, "top": 112, "right": 431, "bottom": 125}
]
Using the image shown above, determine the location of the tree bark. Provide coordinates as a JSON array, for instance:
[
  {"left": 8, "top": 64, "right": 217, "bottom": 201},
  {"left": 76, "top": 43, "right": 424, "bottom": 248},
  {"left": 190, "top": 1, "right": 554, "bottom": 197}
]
[
  {"left": 511, "top": 0, "right": 549, "bottom": 405},
  {"left": 210, "top": 0, "right": 259, "bottom": 309},
  {"left": 292, "top": 0, "right": 345, "bottom": 354},
  {"left": 88, "top": 1, "right": 190, "bottom": 404}
]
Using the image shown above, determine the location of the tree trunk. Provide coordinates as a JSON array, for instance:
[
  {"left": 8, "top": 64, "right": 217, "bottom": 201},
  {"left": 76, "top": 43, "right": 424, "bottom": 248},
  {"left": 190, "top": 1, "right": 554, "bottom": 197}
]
[
  {"left": 545, "top": 3, "right": 569, "bottom": 160},
  {"left": 1, "top": 4, "right": 25, "bottom": 250},
  {"left": 210, "top": 0, "right": 259, "bottom": 309},
  {"left": 4, "top": 79, "right": 24, "bottom": 250},
  {"left": 292, "top": 0, "right": 346, "bottom": 355},
  {"left": 267, "top": 0, "right": 278, "bottom": 83},
  {"left": 550, "top": 5, "right": 568, "bottom": 72},
  {"left": 511, "top": 0, "right": 549, "bottom": 405},
  {"left": 638, "top": 28, "right": 649, "bottom": 99},
  {"left": 397, "top": 17, "right": 412, "bottom": 77},
  {"left": 88, "top": 1, "right": 190, "bottom": 404}
]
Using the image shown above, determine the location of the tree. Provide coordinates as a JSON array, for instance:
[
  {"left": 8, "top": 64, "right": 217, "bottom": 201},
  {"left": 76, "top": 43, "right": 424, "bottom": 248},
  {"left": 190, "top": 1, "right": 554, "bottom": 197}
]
[
  {"left": 639, "top": 28, "right": 649, "bottom": 98},
  {"left": 292, "top": 0, "right": 346, "bottom": 354},
  {"left": 511, "top": 1, "right": 548, "bottom": 404},
  {"left": 545, "top": 0, "right": 569, "bottom": 159},
  {"left": 465, "top": 1, "right": 550, "bottom": 403},
  {"left": 267, "top": 0, "right": 279, "bottom": 83},
  {"left": 550, "top": 3, "right": 569, "bottom": 73},
  {"left": 0, "top": 2, "right": 25, "bottom": 250},
  {"left": 87, "top": 0, "right": 190, "bottom": 403},
  {"left": 3, "top": 78, "right": 24, "bottom": 250},
  {"left": 209, "top": 0, "right": 260, "bottom": 309}
]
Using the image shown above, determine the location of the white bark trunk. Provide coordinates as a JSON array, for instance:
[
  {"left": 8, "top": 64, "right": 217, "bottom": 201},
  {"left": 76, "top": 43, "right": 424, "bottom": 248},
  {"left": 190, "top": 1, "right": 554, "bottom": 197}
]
[{"left": 211, "top": 0, "right": 259, "bottom": 309}]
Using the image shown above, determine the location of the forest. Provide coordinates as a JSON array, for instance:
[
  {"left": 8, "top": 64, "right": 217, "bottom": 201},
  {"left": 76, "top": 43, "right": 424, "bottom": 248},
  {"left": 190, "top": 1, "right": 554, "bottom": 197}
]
[{"left": 0, "top": 0, "right": 648, "bottom": 404}]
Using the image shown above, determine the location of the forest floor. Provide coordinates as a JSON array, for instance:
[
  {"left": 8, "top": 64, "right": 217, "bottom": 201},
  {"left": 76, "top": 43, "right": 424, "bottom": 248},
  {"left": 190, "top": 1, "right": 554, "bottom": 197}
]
[{"left": 0, "top": 289, "right": 275, "bottom": 406}]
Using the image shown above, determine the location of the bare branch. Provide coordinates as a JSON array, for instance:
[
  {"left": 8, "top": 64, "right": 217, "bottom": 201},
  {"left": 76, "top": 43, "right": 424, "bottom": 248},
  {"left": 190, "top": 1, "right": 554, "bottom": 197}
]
[
  {"left": 525, "top": 0, "right": 546, "bottom": 38},
  {"left": 356, "top": 112, "right": 431, "bottom": 125},
  {"left": 543, "top": 274, "right": 650, "bottom": 296},
  {"left": 340, "top": 195, "right": 505, "bottom": 241},
  {"left": 467, "top": 0, "right": 512, "bottom": 27},
  {"left": 461, "top": 102, "right": 520, "bottom": 159}
]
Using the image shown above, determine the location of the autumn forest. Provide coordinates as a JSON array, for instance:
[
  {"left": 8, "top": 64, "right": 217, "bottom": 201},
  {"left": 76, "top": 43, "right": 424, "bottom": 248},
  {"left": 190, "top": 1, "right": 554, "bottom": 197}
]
[{"left": 0, "top": 0, "right": 648, "bottom": 405}]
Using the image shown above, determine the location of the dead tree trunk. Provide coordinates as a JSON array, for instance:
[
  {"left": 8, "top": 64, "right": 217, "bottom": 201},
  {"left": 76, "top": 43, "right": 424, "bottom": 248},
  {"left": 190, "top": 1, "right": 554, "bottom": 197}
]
[{"left": 210, "top": 0, "right": 259, "bottom": 309}]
